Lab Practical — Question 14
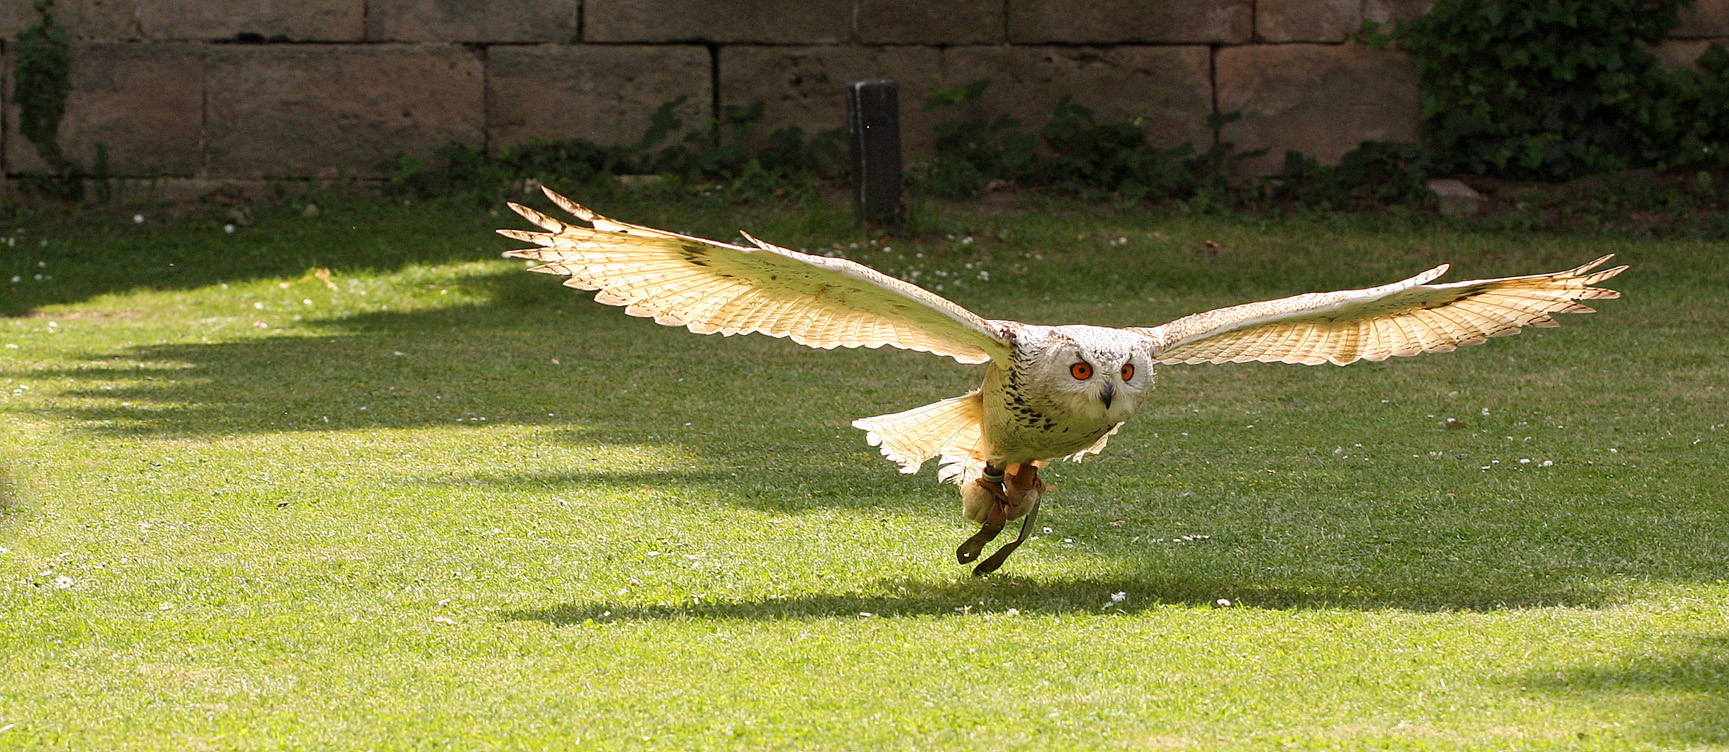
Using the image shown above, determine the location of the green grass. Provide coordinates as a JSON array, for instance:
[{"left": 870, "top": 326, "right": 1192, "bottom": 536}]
[{"left": 2, "top": 192, "right": 1726, "bottom": 750}]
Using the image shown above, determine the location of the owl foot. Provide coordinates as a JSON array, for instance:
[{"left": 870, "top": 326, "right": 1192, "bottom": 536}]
[
  {"left": 970, "top": 495, "right": 1042, "bottom": 576},
  {"left": 955, "top": 463, "right": 1050, "bottom": 574}
]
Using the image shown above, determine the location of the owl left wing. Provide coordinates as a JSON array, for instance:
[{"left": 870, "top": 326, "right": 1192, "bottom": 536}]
[
  {"left": 1133, "top": 256, "right": 1627, "bottom": 366},
  {"left": 498, "top": 187, "right": 1014, "bottom": 365}
]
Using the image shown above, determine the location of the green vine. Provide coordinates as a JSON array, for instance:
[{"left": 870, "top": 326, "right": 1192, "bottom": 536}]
[
  {"left": 1400, "top": 0, "right": 1729, "bottom": 179},
  {"left": 13, "top": 0, "right": 74, "bottom": 174}
]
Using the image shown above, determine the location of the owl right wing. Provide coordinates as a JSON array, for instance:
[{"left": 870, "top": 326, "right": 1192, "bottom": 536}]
[
  {"left": 1133, "top": 255, "right": 1627, "bottom": 366},
  {"left": 498, "top": 187, "right": 1014, "bottom": 365}
]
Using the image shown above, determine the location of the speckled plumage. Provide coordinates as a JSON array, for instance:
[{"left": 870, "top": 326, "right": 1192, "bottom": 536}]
[{"left": 500, "top": 187, "right": 1627, "bottom": 571}]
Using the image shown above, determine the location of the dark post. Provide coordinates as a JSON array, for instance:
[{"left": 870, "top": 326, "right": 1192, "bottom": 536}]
[{"left": 847, "top": 80, "right": 903, "bottom": 228}]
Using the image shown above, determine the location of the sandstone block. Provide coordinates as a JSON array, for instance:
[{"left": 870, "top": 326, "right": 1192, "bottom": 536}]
[
  {"left": 942, "top": 45, "right": 1215, "bottom": 151},
  {"left": 719, "top": 46, "right": 942, "bottom": 156},
  {"left": 857, "top": 0, "right": 1004, "bottom": 44},
  {"left": 1216, "top": 44, "right": 1421, "bottom": 175},
  {"left": 1676, "top": 0, "right": 1729, "bottom": 38},
  {"left": 1, "top": 0, "right": 30, "bottom": 38},
  {"left": 3, "top": 0, "right": 142, "bottom": 42},
  {"left": 207, "top": 45, "right": 484, "bottom": 178},
  {"left": 1427, "top": 178, "right": 1480, "bottom": 217},
  {"left": 1363, "top": 0, "right": 1433, "bottom": 29},
  {"left": 367, "top": 0, "right": 577, "bottom": 42},
  {"left": 1257, "top": 0, "right": 1359, "bottom": 42},
  {"left": 488, "top": 45, "right": 711, "bottom": 150},
  {"left": 1652, "top": 39, "right": 1729, "bottom": 70},
  {"left": 139, "top": 0, "right": 362, "bottom": 41},
  {"left": 5, "top": 42, "right": 203, "bottom": 176},
  {"left": 586, "top": 0, "right": 852, "bottom": 43},
  {"left": 1007, "top": 0, "right": 1251, "bottom": 44}
]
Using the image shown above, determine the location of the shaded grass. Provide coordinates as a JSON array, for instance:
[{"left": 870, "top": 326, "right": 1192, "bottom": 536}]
[{"left": 2, "top": 193, "right": 1726, "bottom": 749}]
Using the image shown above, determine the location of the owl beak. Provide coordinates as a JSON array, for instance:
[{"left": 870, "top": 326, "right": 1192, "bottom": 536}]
[{"left": 1099, "top": 381, "right": 1115, "bottom": 409}]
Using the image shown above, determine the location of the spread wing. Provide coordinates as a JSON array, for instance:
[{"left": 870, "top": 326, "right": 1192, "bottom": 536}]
[
  {"left": 1135, "top": 255, "right": 1627, "bottom": 366},
  {"left": 497, "top": 187, "right": 1013, "bottom": 365}
]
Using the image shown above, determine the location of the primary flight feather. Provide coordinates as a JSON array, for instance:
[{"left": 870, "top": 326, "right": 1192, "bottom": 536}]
[{"left": 500, "top": 187, "right": 1627, "bottom": 574}]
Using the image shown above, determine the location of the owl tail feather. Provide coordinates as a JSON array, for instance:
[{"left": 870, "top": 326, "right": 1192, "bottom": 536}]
[{"left": 852, "top": 391, "right": 988, "bottom": 485}]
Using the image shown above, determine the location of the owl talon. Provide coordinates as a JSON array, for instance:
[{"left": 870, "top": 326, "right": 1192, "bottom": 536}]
[
  {"left": 957, "top": 481, "right": 1010, "bottom": 563},
  {"left": 956, "top": 519, "right": 1004, "bottom": 563},
  {"left": 957, "top": 464, "right": 1051, "bottom": 571},
  {"left": 973, "top": 495, "right": 1043, "bottom": 576}
]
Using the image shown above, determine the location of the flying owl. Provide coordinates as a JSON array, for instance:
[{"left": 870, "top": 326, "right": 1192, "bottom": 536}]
[{"left": 499, "top": 187, "right": 1627, "bottom": 574}]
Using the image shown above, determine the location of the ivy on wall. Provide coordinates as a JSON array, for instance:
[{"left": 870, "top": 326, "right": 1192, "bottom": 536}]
[
  {"left": 13, "top": 0, "right": 73, "bottom": 173},
  {"left": 1400, "top": 0, "right": 1729, "bottom": 179}
]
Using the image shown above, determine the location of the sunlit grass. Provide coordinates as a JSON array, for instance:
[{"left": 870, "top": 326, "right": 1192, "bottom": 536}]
[{"left": 1, "top": 193, "right": 1725, "bottom": 749}]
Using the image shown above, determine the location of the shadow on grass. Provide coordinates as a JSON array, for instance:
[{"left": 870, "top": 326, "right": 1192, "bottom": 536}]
[
  {"left": 1516, "top": 634, "right": 1729, "bottom": 746},
  {"left": 2, "top": 198, "right": 514, "bottom": 317},
  {"left": 6, "top": 269, "right": 973, "bottom": 515},
  {"left": 2, "top": 191, "right": 870, "bottom": 317},
  {"left": 505, "top": 564, "right": 1627, "bottom": 623},
  {"left": 0, "top": 463, "right": 20, "bottom": 523}
]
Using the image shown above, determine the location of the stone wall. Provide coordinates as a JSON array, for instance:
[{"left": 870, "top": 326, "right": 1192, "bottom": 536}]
[{"left": 2, "top": 0, "right": 1727, "bottom": 187}]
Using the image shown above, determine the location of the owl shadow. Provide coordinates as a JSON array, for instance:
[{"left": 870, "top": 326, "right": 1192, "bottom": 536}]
[{"left": 504, "top": 565, "right": 1617, "bottom": 625}]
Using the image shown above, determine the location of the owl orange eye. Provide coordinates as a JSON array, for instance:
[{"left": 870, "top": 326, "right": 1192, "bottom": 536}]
[
  {"left": 1121, "top": 363, "right": 1135, "bottom": 381},
  {"left": 1070, "top": 362, "right": 1093, "bottom": 380}
]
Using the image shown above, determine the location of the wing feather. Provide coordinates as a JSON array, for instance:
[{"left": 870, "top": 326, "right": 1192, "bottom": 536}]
[
  {"left": 1139, "top": 256, "right": 1627, "bottom": 366},
  {"left": 499, "top": 187, "right": 1012, "bottom": 364}
]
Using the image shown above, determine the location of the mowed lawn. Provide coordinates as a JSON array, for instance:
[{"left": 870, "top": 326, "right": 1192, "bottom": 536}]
[{"left": 2, "top": 193, "right": 1725, "bottom": 750}]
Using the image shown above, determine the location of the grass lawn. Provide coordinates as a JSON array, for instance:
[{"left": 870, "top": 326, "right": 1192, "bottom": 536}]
[{"left": 2, "top": 191, "right": 1726, "bottom": 750}]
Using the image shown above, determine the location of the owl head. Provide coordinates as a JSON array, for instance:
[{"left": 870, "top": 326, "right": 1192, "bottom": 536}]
[{"left": 1031, "top": 325, "right": 1155, "bottom": 422}]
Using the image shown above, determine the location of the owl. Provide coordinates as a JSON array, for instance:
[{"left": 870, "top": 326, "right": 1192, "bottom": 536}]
[{"left": 499, "top": 187, "right": 1627, "bottom": 574}]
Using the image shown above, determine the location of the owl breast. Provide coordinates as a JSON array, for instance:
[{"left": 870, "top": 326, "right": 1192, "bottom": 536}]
[{"left": 978, "top": 362, "right": 1121, "bottom": 465}]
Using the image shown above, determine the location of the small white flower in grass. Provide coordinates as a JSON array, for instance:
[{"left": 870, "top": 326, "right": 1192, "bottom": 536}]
[
  {"left": 1519, "top": 458, "right": 1531, "bottom": 464},
  {"left": 1004, "top": 608, "right": 1020, "bottom": 616},
  {"left": 224, "top": 224, "right": 236, "bottom": 234},
  {"left": 132, "top": 214, "right": 145, "bottom": 224},
  {"left": 52, "top": 576, "right": 74, "bottom": 589},
  {"left": 432, "top": 616, "right": 456, "bottom": 625},
  {"left": 8, "top": 276, "right": 18, "bottom": 283},
  {"left": 1541, "top": 460, "right": 1553, "bottom": 467}
]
